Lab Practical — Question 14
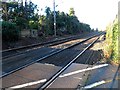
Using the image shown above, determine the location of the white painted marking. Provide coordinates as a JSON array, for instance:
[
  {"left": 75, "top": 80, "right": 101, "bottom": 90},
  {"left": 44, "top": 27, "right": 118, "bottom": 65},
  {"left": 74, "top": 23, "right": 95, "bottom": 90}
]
[
  {"left": 82, "top": 80, "right": 106, "bottom": 89},
  {"left": 73, "top": 77, "right": 82, "bottom": 80},
  {"left": 9, "top": 79, "right": 47, "bottom": 89},
  {"left": 59, "top": 64, "right": 108, "bottom": 78},
  {"left": 44, "top": 63, "right": 55, "bottom": 66}
]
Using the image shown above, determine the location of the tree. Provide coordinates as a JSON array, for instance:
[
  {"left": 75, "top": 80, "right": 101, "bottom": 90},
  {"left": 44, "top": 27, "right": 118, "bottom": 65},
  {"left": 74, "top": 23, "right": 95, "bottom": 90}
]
[
  {"left": 38, "top": 15, "right": 46, "bottom": 36},
  {"left": 44, "top": 7, "right": 54, "bottom": 35},
  {"left": 69, "top": 8, "right": 75, "bottom": 16},
  {"left": 45, "top": 7, "right": 51, "bottom": 19},
  {"left": 2, "top": 1, "right": 18, "bottom": 21},
  {"left": 2, "top": 21, "right": 20, "bottom": 41},
  {"left": 1, "top": 0, "right": 39, "bottom": 30}
]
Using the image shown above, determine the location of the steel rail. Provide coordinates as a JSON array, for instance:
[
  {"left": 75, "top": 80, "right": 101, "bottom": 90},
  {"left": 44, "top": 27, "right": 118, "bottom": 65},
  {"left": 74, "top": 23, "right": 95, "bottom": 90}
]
[
  {"left": 2, "top": 32, "right": 103, "bottom": 59},
  {"left": 1, "top": 33, "right": 103, "bottom": 78},
  {"left": 38, "top": 36, "right": 100, "bottom": 90},
  {"left": 2, "top": 36, "right": 78, "bottom": 59},
  {"left": 2, "top": 33, "right": 102, "bottom": 61},
  {"left": 2, "top": 34, "right": 83, "bottom": 53},
  {"left": 2, "top": 34, "right": 91, "bottom": 59}
]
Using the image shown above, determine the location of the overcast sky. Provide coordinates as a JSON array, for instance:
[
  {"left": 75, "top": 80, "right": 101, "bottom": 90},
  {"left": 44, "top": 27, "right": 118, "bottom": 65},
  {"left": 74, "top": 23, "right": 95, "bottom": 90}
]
[{"left": 31, "top": 0, "right": 119, "bottom": 30}]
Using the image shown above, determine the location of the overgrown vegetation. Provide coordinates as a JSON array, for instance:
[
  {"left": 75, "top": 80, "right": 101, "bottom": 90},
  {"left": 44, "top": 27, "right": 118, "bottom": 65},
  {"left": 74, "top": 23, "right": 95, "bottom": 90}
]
[
  {"left": 1, "top": 0, "right": 94, "bottom": 42},
  {"left": 2, "top": 21, "right": 20, "bottom": 41},
  {"left": 104, "top": 15, "right": 119, "bottom": 64}
]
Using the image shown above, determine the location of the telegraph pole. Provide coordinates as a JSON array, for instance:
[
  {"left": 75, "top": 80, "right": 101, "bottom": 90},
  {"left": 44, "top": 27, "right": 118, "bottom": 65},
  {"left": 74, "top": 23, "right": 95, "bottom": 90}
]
[{"left": 53, "top": 0, "right": 56, "bottom": 37}]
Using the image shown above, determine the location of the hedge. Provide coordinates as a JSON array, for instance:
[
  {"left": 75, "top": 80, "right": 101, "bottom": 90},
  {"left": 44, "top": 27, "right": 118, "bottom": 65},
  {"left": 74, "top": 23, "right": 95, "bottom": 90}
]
[{"left": 2, "top": 21, "right": 20, "bottom": 42}]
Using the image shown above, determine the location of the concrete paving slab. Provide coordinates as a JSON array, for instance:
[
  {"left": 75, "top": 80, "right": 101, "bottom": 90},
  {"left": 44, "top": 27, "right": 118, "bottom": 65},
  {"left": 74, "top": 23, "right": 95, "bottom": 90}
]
[
  {"left": 84, "top": 64, "right": 119, "bottom": 89},
  {"left": 12, "top": 63, "right": 61, "bottom": 80},
  {"left": 48, "top": 63, "right": 88, "bottom": 88},
  {"left": 1, "top": 73, "right": 31, "bottom": 88},
  {"left": 2, "top": 63, "right": 61, "bottom": 89}
]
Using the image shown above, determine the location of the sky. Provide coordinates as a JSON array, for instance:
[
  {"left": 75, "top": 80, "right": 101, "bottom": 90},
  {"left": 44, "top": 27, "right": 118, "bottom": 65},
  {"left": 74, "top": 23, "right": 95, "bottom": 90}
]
[{"left": 31, "top": 0, "right": 119, "bottom": 30}]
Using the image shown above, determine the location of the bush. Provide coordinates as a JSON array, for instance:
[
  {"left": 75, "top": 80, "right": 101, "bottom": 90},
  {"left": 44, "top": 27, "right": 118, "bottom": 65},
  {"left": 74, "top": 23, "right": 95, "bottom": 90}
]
[
  {"left": 112, "top": 19, "right": 118, "bottom": 63},
  {"left": 104, "top": 16, "right": 119, "bottom": 64},
  {"left": 2, "top": 21, "right": 20, "bottom": 42},
  {"left": 29, "top": 21, "right": 38, "bottom": 29}
]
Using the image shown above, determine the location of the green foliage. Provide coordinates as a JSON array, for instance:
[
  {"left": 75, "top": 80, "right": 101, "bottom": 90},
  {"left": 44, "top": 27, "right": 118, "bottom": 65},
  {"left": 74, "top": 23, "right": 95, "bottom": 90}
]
[
  {"left": 69, "top": 8, "right": 75, "bottom": 16},
  {"left": 105, "top": 16, "right": 119, "bottom": 63},
  {"left": 45, "top": 7, "right": 51, "bottom": 18},
  {"left": 1, "top": 0, "right": 40, "bottom": 41},
  {"left": 112, "top": 19, "right": 118, "bottom": 63},
  {"left": 44, "top": 7, "right": 54, "bottom": 35},
  {"left": 39, "top": 7, "right": 92, "bottom": 36},
  {"left": 2, "top": 21, "right": 20, "bottom": 41},
  {"left": 2, "top": 1, "right": 93, "bottom": 40},
  {"left": 80, "top": 23, "right": 91, "bottom": 32},
  {"left": 15, "top": 17, "right": 27, "bottom": 29},
  {"left": 29, "top": 21, "right": 38, "bottom": 29},
  {"left": 2, "top": 1, "right": 39, "bottom": 30}
]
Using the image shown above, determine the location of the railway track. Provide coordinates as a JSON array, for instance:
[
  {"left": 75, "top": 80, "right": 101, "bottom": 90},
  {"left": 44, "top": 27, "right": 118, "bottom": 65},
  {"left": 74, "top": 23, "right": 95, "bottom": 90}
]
[
  {"left": 1, "top": 32, "right": 105, "bottom": 89},
  {"left": 1, "top": 32, "right": 102, "bottom": 78},
  {"left": 38, "top": 36, "right": 100, "bottom": 90},
  {"left": 2, "top": 32, "right": 104, "bottom": 59},
  {"left": 2, "top": 35, "right": 79, "bottom": 59},
  {"left": 2, "top": 32, "right": 99, "bottom": 59},
  {"left": 44, "top": 35, "right": 107, "bottom": 90}
]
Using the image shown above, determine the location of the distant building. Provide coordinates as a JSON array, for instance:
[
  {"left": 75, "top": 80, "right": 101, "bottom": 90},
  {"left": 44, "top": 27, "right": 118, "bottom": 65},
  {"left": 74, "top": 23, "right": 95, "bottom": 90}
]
[{"left": 21, "top": 29, "right": 38, "bottom": 37}]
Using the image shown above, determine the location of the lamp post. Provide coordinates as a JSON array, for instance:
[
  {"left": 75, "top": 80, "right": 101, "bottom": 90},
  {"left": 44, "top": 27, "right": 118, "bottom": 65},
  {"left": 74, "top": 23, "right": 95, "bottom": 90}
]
[{"left": 53, "top": 0, "right": 56, "bottom": 37}]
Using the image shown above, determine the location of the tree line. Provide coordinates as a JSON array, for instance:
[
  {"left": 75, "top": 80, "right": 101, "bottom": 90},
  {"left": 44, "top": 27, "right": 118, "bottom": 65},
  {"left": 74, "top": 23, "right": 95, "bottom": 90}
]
[{"left": 1, "top": 0, "right": 94, "bottom": 42}]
